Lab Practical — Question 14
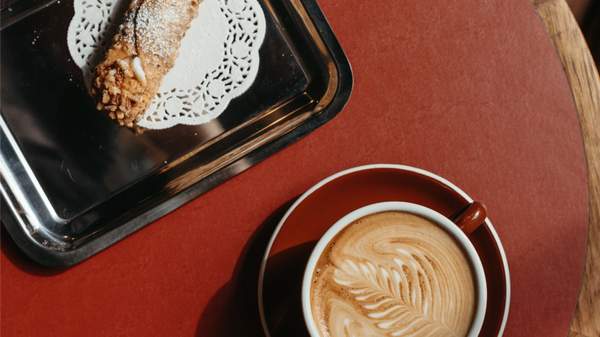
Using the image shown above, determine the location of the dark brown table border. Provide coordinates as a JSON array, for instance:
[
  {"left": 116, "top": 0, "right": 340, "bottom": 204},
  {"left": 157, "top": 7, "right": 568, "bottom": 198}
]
[{"left": 533, "top": 0, "right": 600, "bottom": 335}]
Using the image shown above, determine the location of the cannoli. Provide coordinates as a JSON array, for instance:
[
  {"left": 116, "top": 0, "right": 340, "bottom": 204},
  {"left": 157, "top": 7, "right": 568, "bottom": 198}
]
[{"left": 91, "top": 0, "right": 201, "bottom": 130}]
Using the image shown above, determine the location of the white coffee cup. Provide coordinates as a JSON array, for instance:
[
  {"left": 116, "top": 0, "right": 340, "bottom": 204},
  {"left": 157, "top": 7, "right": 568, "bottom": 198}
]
[{"left": 301, "top": 201, "right": 487, "bottom": 337}]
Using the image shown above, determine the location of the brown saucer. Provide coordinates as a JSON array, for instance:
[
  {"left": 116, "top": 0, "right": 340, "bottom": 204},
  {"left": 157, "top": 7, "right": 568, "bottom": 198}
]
[{"left": 258, "top": 164, "right": 510, "bottom": 337}]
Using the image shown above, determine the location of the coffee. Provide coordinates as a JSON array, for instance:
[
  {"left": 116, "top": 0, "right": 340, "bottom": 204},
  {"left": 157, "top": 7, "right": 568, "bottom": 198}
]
[{"left": 309, "top": 211, "right": 476, "bottom": 337}]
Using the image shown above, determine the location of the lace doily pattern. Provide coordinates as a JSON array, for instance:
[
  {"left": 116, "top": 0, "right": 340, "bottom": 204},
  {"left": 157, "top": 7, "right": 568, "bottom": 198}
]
[
  {"left": 67, "top": 0, "right": 122, "bottom": 80},
  {"left": 67, "top": 0, "right": 266, "bottom": 129}
]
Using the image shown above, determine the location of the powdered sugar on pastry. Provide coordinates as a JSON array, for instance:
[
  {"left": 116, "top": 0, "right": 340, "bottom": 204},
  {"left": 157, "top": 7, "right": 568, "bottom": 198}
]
[{"left": 91, "top": 0, "right": 201, "bottom": 130}]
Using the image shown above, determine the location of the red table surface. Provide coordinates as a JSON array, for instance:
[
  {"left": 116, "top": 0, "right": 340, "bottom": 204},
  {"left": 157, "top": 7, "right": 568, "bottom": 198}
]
[{"left": 1, "top": 0, "right": 588, "bottom": 336}]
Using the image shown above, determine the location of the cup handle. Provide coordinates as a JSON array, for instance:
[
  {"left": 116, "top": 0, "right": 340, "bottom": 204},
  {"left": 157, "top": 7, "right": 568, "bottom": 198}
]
[{"left": 454, "top": 202, "right": 487, "bottom": 235}]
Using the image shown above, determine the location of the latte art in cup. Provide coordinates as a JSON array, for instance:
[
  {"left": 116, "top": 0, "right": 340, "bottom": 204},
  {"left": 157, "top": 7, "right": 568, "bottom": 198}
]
[{"left": 309, "top": 211, "right": 477, "bottom": 337}]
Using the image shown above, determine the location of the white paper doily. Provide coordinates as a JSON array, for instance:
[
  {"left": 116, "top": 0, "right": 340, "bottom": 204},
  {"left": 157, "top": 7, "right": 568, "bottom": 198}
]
[{"left": 67, "top": 0, "right": 266, "bottom": 129}]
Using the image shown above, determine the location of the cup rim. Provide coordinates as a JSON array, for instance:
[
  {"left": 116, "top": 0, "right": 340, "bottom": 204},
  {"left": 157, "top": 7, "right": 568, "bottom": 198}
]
[{"left": 301, "top": 201, "right": 488, "bottom": 337}]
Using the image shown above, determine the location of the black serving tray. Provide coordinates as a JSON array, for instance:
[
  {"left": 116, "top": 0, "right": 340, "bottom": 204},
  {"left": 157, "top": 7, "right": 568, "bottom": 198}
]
[{"left": 0, "top": 0, "right": 352, "bottom": 266}]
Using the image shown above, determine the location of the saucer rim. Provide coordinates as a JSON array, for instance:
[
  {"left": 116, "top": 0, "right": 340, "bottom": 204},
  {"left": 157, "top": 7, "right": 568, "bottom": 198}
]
[{"left": 257, "top": 163, "right": 511, "bottom": 337}]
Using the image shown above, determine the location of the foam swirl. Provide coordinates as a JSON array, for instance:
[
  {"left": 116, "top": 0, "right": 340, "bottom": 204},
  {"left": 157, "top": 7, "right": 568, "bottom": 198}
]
[{"left": 310, "top": 212, "right": 476, "bottom": 337}]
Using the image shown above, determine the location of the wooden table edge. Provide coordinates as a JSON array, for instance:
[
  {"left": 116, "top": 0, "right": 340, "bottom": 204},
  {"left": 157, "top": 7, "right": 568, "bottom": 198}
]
[{"left": 532, "top": 0, "right": 600, "bottom": 336}]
